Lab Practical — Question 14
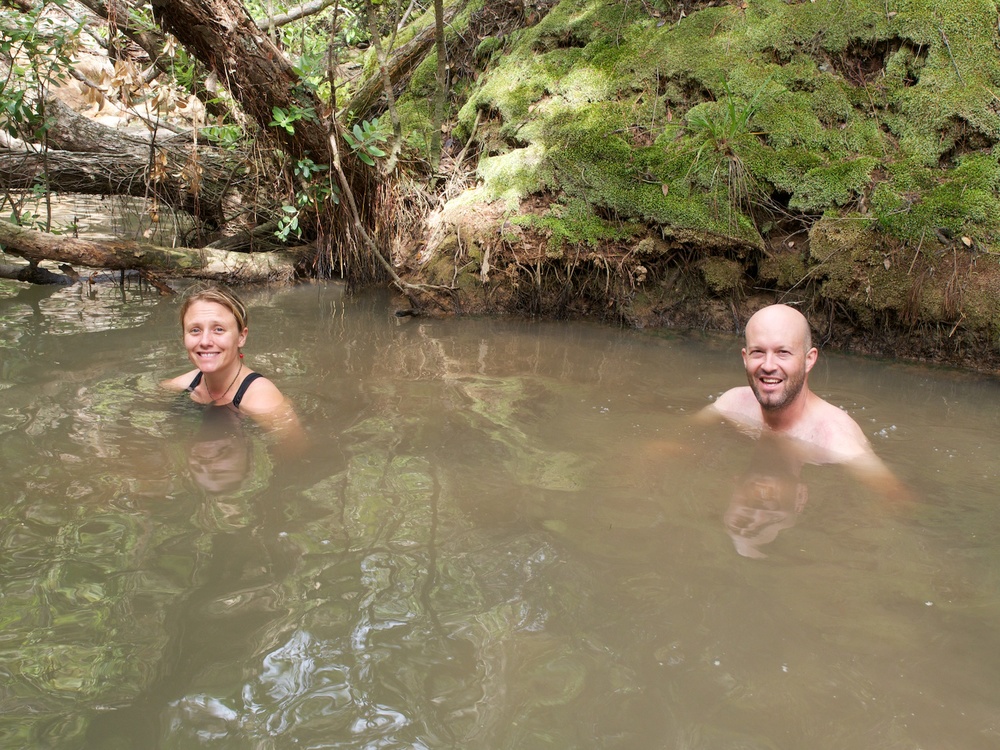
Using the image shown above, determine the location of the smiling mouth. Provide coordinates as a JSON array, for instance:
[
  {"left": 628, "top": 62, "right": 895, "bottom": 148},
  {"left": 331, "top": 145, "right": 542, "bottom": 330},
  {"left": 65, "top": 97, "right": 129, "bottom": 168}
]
[{"left": 759, "top": 377, "right": 782, "bottom": 386}]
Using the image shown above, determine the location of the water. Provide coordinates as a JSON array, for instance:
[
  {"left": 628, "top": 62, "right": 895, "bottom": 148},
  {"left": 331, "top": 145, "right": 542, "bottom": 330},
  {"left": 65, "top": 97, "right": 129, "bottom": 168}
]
[{"left": 1, "top": 280, "right": 999, "bottom": 749}]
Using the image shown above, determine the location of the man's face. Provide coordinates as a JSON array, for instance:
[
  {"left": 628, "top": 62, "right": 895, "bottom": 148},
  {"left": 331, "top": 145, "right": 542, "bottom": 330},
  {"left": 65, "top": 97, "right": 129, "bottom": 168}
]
[{"left": 741, "top": 318, "right": 816, "bottom": 412}]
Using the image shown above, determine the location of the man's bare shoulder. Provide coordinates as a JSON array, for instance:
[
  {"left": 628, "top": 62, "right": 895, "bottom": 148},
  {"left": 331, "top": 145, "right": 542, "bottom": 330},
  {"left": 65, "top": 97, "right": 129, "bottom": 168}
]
[
  {"left": 800, "top": 396, "right": 872, "bottom": 462},
  {"left": 709, "top": 387, "right": 761, "bottom": 419},
  {"left": 696, "top": 387, "right": 763, "bottom": 431}
]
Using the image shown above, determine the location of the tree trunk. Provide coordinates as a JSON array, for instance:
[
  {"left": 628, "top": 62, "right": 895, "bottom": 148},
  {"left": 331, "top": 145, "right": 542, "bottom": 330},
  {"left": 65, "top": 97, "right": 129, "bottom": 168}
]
[
  {"left": 0, "top": 218, "right": 300, "bottom": 282},
  {"left": 430, "top": 0, "right": 447, "bottom": 174},
  {"left": 149, "top": 0, "right": 331, "bottom": 162}
]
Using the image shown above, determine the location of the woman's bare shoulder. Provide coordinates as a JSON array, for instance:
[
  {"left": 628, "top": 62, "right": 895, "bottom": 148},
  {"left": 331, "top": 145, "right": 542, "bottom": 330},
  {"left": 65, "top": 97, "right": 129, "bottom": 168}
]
[
  {"left": 161, "top": 369, "right": 199, "bottom": 392},
  {"left": 237, "top": 374, "right": 286, "bottom": 414}
]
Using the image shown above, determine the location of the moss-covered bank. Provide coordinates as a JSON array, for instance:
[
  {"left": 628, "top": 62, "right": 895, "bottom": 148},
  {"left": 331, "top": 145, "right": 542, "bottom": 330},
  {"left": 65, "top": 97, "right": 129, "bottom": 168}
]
[{"left": 392, "top": 0, "right": 1000, "bottom": 371}]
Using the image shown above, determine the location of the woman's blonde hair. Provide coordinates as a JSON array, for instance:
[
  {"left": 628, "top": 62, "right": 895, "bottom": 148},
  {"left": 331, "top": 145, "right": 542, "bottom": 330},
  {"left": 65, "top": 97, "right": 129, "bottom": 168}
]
[{"left": 179, "top": 285, "right": 249, "bottom": 331}]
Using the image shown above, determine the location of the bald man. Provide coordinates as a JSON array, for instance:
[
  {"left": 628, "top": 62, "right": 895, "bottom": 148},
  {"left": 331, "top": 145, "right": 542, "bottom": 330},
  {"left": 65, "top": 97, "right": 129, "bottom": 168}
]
[{"left": 703, "top": 304, "right": 906, "bottom": 497}]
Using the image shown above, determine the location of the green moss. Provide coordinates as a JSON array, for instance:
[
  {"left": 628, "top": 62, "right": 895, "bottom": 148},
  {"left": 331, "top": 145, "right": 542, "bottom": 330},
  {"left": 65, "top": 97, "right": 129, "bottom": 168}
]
[
  {"left": 700, "top": 256, "right": 744, "bottom": 293},
  {"left": 759, "top": 250, "right": 808, "bottom": 288},
  {"left": 808, "top": 215, "right": 877, "bottom": 300},
  {"left": 451, "top": 0, "right": 1000, "bottom": 257},
  {"left": 510, "top": 197, "right": 638, "bottom": 254},
  {"left": 790, "top": 157, "right": 879, "bottom": 211},
  {"left": 872, "top": 153, "right": 1000, "bottom": 242},
  {"left": 478, "top": 144, "right": 551, "bottom": 206}
]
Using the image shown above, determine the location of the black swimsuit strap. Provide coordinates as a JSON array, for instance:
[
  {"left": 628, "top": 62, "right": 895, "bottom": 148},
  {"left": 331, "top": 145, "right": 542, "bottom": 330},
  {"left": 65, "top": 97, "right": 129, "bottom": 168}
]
[
  {"left": 232, "top": 372, "right": 264, "bottom": 409},
  {"left": 186, "top": 370, "right": 262, "bottom": 409}
]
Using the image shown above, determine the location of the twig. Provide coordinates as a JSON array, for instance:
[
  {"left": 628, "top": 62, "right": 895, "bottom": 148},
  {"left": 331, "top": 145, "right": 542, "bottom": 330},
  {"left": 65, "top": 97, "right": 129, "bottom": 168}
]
[
  {"left": 938, "top": 26, "right": 965, "bottom": 85},
  {"left": 908, "top": 229, "right": 925, "bottom": 275},
  {"left": 451, "top": 109, "right": 481, "bottom": 175}
]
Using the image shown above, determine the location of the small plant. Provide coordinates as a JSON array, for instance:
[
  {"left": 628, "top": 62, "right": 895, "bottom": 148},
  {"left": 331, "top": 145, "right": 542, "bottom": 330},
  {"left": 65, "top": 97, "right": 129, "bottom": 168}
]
[
  {"left": 681, "top": 79, "right": 775, "bottom": 233},
  {"left": 685, "top": 82, "right": 766, "bottom": 166},
  {"left": 276, "top": 158, "right": 337, "bottom": 241},
  {"left": 269, "top": 104, "right": 318, "bottom": 135},
  {"left": 342, "top": 117, "right": 388, "bottom": 166},
  {"left": 201, "top": 124, "right": 243, "bottom": 150}
]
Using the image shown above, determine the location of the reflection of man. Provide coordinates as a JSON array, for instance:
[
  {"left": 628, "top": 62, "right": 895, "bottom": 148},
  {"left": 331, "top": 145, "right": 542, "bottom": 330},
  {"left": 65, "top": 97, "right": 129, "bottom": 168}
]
[
  {"left": 701, "top": 304, "right": 907, "bottom": 500},
  {"left": 724, "top": 436, "right": 808, "bottom": 558}
]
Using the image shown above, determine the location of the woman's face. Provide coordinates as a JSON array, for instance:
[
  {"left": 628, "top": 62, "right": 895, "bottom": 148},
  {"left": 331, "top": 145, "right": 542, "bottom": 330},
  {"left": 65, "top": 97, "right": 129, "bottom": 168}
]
[{"left": 183, "top": 300, "right": 248, "bottom": 374}]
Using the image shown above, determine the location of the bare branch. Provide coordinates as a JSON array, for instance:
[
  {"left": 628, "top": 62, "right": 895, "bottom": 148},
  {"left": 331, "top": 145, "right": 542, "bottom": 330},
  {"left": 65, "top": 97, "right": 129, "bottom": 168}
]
[{"left": 256, "top": 0, "right": 340, "bottom": 30}]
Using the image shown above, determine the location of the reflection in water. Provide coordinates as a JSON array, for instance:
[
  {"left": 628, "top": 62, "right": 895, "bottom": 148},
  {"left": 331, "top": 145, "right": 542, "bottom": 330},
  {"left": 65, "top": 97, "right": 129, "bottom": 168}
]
[
  {"left": 724, "top": 436, "right": 808, "bottom": 559},
  {"left": 3, "top": 282, "right": 1000, "bottom": 749},
  {"left": 186, "top": 407, "right": 253, "bottom": 495}
]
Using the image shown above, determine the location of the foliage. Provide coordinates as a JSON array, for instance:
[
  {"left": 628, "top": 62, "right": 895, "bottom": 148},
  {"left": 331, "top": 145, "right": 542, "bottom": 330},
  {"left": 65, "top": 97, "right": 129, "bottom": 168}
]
[
  {"left": 684, "top": 82, "right": 765, "bottom": 166},
  {"left": 277, "top": 158, "right": 337, "bottom": 241},
  {"left": 0, "top": 0, "right": 82, "bottom": 140},
  {"left": 342, "top": 117, "right": 389, "bottom": 165},
  {"left": 269, "top": 103, "right": 319, "bottom": 135}
]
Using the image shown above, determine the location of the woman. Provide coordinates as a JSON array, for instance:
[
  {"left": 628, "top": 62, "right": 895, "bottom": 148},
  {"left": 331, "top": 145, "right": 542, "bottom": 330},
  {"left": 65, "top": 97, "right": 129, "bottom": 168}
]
[{"left": 162, "top": 286, "right": 302, "bottom": 440}]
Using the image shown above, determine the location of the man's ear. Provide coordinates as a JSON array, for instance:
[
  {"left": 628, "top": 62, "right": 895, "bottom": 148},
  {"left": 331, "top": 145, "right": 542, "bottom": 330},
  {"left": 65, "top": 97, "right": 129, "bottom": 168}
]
[{"left": 804, "top": 347, "right": 818, "bottom": 373}]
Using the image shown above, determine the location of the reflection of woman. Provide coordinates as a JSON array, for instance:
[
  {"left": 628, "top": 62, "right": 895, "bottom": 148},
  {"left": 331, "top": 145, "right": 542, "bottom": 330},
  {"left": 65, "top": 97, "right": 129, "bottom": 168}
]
[
  {"left": 161, "top": 285, "right": 303, "bottom": 442},
  {"left": 186, "top": 408, "right": 252, "bottom": 495}
]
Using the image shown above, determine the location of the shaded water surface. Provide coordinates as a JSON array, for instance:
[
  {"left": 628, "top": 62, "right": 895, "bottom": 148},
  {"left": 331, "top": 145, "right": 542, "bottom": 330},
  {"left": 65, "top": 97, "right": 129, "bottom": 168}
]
[{"left": 1, "top": 281, "right": 999, "bottom": 749}]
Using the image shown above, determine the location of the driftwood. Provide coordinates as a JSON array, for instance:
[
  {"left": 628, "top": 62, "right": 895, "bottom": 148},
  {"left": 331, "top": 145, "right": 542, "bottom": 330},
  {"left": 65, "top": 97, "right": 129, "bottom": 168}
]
[{"left": 0, "top": 218, "right": 301, "bottom": 283}]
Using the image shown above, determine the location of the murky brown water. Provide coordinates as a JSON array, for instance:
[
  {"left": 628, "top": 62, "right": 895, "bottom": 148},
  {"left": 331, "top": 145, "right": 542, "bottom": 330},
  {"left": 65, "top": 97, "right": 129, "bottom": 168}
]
[{"left": 1, "top": 280, "right": 999, "bottom": 749}]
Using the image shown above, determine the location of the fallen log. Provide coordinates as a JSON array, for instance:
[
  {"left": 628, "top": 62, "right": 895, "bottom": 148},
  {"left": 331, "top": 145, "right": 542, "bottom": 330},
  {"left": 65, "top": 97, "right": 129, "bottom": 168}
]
[
  {"left": 0, "top": 262, "right": 76, "bottom": 285},
  {"left": 0, "top": 144, "right": 245, "bottom": 227},
  {"left": 0, "top": 218, "right": 301, "bottom": 283}
]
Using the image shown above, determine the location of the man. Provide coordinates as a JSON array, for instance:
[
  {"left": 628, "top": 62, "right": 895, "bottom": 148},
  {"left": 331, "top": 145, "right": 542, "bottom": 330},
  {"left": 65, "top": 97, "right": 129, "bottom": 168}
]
[{"left": 703, "top": 304, "right": 907, "bottom": 498}]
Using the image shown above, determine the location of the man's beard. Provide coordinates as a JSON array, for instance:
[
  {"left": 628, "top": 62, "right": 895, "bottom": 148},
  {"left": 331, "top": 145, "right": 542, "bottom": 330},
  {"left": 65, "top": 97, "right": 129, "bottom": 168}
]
[{"left": 751, "top": 368, "right": 805, "bottom": 411}]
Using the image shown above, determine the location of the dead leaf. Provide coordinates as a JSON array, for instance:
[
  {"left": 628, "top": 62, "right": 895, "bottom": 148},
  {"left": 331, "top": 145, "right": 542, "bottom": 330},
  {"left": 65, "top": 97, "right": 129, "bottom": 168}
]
[
  {"left": 661, "top": 183, "right": 669, "bottom": 196},
  {"left": 961, "top": 236, "right": 973, "bottom": 247},
  {"left": 883, "top": 257, "right": 891, "bottom": 270}
]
